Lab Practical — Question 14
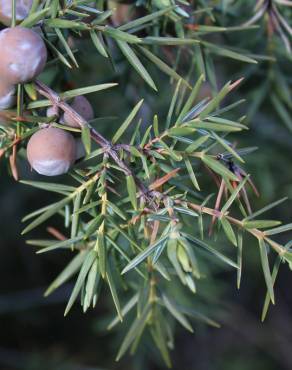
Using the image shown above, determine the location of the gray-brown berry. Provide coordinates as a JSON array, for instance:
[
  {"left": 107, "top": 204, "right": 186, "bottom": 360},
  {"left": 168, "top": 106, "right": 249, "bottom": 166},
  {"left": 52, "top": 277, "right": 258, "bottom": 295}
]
[
  {"left": 27, "top": 127, "right": 76, "bottom": 176},
  {"left": 63, "top": 96, "right": 94, "bottom": 127},
  {"left": 0, "top": 0, "right": 33, "bottom": 26},
  {"left": 0, "top": 27, "right": 47, "bottom": 85},
  {"left": 0, "top": 82, "right": 15, "bottom": 110}
]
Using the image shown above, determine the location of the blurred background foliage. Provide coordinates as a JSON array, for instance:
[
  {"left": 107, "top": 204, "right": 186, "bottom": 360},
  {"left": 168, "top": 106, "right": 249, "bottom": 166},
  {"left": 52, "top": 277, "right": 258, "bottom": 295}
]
[{"left": 1, "top": 0, "right": 292, "bottom": 369}]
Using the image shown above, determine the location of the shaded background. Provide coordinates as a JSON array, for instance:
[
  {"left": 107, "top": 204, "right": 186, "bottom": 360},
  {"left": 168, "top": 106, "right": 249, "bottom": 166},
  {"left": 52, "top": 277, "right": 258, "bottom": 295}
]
[{"left": 1, "top": 2, "right": 292, "bottom": 369}]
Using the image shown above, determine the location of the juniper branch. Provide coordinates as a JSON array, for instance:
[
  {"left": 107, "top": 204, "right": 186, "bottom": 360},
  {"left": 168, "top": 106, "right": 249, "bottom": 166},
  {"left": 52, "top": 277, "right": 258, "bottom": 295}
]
[
  {"left": 34, "top": 80, "right": 155, "bottom": 201},
  {"left": 174, "top": 198, "right": 287, "bottom": 255}
]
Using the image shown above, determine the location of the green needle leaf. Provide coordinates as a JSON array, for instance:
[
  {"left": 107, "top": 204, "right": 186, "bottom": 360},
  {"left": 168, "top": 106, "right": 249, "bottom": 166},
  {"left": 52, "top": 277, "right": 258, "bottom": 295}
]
[
  {"left": 138, "top": 46, "right": 190, "bottom": 88},
  {"left": 116, "top": 303, "right": 150, "bottom": 361},
  {"left": 83, "top": 259, "right": 100, "bottom": 312},
  {"left": 106, "top": 266, "right": 123, "bottom": 322},
  {"left": 20, "top": 7, "right": 50, "bottom": 27},
  {"left": 185, "top": 157, "right": 200, "bottom": 191},
  {"left": 118, "top": 6, "right": 175, "bottom": 31},
  {"left": 185, "top": 135, "right": 210, "bottom": 153},
  {"left": 261, "top": 256, "right": 281, "bottom": 322},
  {"left": 162, "top": 294, "right": 193, "bottom": 332},
  {"left": 116, "top": 41, "right": 157, "bottom": 91},
  {"left": 122, "top": 235, "right": 169, "bottom": 274},
  {"left": 126, "top": 175, "right": 138, "bottom": 210},
  {"left": 107, "top": 294, "right": 138, "bottom": 330},
  {"left": 201, "top": 154, "right": 238, "bottom": 181},
  {"left": 46, "top": 18, "right": 87, "bottom": 29},
  {"left": 221, "top": 217, "right": 237, "bottom": 247},
  {"left": 104, "top": 26, "right": 142, "bottom": 43},
  {"left": 237, "top": 231, "right": 243, "bottom": 289},
  {"left": 264, "top": 223, "right": 292, "bottom": 236},
  {"left": 36, "top": 236, "right": 84, "bottom": 254},
  {"left": 22, "top": 197, "right": 71, "bottom": 235},
  {"left": 112, "top": 100, "right": 144, "bottom": 143},
  {"left": 183, "top": 233, "right": 238, "bottom": 269},
  {"left": 90, "top": 30, "right": 108, "bottom": 58},
  {"left": 97, "top": 231, "right": 106, "bottom": 278},
  {"left": 259, "top": 238, "right": 275, "bottom": 305},
  {"left": 45, "top": 251, "right": 87, "bottom": 297},
  {"left": 81, "top": 125, "right": 91, "bottom": 155},
  {"left": 177, "top": 74, "right": 205, "bottom": 123},
  {"left": 243, "top": 220, "right": 282, "bottom": 229},
  {"left": 221, "top": 177, "right": 249, "bottom": 213},
  {"left": 64, "top": 250, "right": 97, "bottom": 316},
  {"left": 20, "top": 180, "right": 75, "bottom": 194}
]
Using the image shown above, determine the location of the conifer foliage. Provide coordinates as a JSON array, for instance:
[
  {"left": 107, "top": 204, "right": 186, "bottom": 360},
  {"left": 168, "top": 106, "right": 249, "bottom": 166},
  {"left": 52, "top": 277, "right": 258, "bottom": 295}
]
[{"left": 0, "top": 0, "right": 292, "bottom": 366}]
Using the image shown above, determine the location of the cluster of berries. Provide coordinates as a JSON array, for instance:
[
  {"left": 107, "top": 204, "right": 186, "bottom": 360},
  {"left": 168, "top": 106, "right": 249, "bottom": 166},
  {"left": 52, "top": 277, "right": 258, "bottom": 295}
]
[
  {"left": 29, "top": 95, "right": 94, "bottom": 176},
  {"left": 0, "top": 1, "right": 94, "bottom": 176}
]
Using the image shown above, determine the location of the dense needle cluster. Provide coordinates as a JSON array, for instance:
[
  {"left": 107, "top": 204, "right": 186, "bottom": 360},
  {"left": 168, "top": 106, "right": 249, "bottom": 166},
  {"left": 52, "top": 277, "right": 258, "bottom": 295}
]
[{"left": 0, "top": 0, "right": 291, "bottom": 367}]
